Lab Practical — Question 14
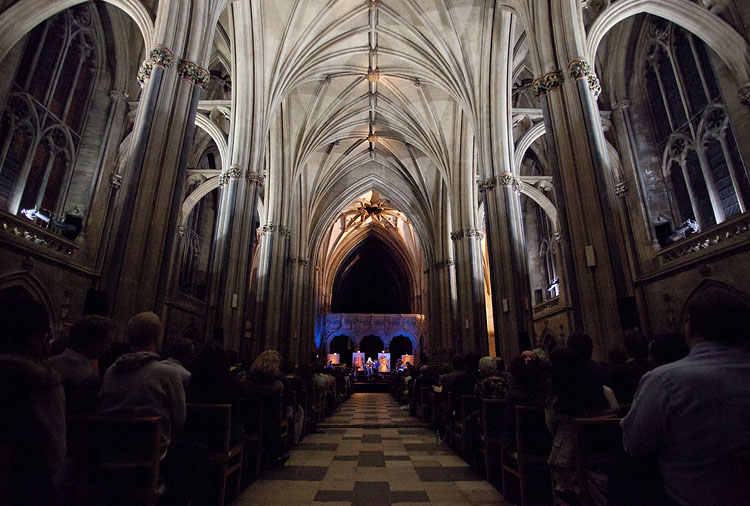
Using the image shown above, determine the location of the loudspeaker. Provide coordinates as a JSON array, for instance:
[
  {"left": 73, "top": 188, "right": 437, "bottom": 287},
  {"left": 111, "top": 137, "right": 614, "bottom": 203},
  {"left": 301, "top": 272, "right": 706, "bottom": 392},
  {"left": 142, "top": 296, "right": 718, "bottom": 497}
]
[{"left": 83, "top": 290, "right": 109, "bottom": 316}]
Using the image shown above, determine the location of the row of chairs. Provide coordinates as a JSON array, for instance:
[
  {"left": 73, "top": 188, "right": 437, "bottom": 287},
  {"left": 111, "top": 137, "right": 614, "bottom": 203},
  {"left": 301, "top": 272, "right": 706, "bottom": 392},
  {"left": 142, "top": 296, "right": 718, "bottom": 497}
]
[
  {"left": 66, "top": 382, "right": 352, "bottom": 506},
  {"left": 413, "top": 388, "right": 631, "bottom": 506}
]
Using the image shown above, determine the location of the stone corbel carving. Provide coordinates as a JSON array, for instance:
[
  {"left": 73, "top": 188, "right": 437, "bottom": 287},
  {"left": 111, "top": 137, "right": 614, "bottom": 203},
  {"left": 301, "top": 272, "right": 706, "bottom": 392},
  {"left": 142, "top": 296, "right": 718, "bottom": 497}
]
[{"left": 478, "top": 177, "right": 497, "bottom": 192}]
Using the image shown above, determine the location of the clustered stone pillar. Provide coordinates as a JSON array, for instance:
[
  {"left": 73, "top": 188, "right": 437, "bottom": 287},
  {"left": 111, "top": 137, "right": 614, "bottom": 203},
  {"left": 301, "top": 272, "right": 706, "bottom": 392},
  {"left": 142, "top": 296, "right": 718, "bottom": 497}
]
[{"left": 531, "top": 56, "right": 622, "bottom": 353}]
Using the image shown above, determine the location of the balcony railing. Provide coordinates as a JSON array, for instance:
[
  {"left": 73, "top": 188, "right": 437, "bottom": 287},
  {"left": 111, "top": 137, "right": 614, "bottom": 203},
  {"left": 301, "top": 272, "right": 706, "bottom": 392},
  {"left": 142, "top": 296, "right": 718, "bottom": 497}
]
[
  {"left": 0, "top": 210, "right": 79, "bottom": 258},
  {"left": 657, "top": 213, "right": 750, "bottom": 266}
]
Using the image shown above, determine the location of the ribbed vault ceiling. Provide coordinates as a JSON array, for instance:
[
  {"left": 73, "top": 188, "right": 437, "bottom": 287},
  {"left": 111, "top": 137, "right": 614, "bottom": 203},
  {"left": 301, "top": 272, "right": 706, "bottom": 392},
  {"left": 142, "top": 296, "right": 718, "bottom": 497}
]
[{"left": 211, "top": 0, "right": 524, "bottom": 251}]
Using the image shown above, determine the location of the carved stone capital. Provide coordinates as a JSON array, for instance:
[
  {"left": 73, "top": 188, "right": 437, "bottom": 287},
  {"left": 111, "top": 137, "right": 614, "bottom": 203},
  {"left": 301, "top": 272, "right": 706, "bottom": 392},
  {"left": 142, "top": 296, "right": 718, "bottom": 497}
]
[
  {"left": 148, "top": 45, "right": 174, "bottom": 69},
  {"left": 177, "top": 59, "right": 210, "bottom": 89},
  {"left": 498, "top": 172, "right": 514, "bottom": 186},
  {"left": 246, "top": 170, "right": 265, "bottom": 186},
  {"left": 614, "top": 182, "right": 628, "bottom": 197},
  {"left": 279, "top": 225, "right": 292, "bottom": 237},
  {"left": 109, "top": 173, "right": 123, "bottom": 189},
  {"left": 569, "top": 59, "right": 601, "bottom": 98},
  {"left": 176, "top": 225, "right": 187, "bottom": 238},
  {"left": 478, "top": 177, "right": 496, "bottom": 192},
  {"left": 532, "top": 71, "right": 563, "bottom": 98},
  {"left": 299, "top": 257, "right": 309, "bottom": 266},
  {"left": 739, "top": 83, "right": 750, "bottom": 106},
  {"left": 450, "top": 230, "right": 464, "bottom": 241},
  {"left": 465, "top": 227, "right": 484, "bottom": 240},
  {"left": 369, "top": 0, "right": 379, "bottom": 10},
  {"left": 136, "top": 60, "right": 154, "bottom": 87}
]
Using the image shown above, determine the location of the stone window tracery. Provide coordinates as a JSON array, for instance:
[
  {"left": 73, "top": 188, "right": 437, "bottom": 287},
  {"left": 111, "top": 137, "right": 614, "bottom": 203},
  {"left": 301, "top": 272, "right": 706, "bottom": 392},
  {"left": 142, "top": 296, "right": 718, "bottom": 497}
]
[
  {"left": 641, "top": 18, "right": 749, "bottom": 232},
  {"left": 0, "top": 3, "right": 99, "bottom": 219}
]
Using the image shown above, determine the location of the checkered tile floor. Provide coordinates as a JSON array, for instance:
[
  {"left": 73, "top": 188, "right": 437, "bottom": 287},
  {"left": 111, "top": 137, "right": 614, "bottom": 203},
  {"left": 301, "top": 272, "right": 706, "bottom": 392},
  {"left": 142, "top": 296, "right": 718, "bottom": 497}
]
[{"left": 233, "top": 393, "right": 511, "bottom": 505}]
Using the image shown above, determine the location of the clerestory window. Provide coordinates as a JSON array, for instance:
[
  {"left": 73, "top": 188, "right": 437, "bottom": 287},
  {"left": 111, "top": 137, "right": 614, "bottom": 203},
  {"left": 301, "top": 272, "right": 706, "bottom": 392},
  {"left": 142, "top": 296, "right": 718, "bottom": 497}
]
[
  {"left": 0, "top": 3, "right": 99, "bottom": 222},
  {"left": 642, "top": 18, "right": 750, "bottom": 232}
]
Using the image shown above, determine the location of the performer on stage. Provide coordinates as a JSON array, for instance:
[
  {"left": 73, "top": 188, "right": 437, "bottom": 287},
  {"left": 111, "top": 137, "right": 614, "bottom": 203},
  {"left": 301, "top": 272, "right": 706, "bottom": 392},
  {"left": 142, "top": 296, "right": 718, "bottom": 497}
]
[{"left": 365, "top": 357, "right": 374, "bottom": 380}]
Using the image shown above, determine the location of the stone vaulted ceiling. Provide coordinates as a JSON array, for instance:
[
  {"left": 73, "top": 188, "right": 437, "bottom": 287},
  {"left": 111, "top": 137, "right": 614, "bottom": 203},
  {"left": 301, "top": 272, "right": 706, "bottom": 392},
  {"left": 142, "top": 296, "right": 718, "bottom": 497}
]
[{"left": 213, "top": 0, "right": 517, "bottom": 255}]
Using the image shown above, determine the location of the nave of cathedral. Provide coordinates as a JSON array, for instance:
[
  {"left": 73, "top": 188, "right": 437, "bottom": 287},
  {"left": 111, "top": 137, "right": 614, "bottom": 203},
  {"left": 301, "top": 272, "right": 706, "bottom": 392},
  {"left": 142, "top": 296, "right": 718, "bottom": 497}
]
[{"left": 2, "top": 0, "right": 750, "bottom": 504}]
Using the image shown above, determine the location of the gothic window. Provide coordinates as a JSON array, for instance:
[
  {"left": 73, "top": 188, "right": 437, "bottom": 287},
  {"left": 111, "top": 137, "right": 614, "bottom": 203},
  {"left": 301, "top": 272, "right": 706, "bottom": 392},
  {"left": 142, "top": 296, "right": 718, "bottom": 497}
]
[
  {"left": 0, "top": 3, "right": 99, "bottom": 218},
  {"left": 536, "top": 203, "right": 558, "bottom": 299},
  {"left": 642, "top": 18, "right": 749, "bottom": 231}
]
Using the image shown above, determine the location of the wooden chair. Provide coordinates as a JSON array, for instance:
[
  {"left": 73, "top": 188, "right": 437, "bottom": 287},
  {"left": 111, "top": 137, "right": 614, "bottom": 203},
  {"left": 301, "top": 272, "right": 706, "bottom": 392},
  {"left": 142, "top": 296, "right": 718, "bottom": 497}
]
[
  {"left": 571, "top": 417, "right": 623, "bottom": 506},
  {"left": 501, "top": 405, "right": 552, "bottom": 506},
  {"left": 237, "top": 395, "right": 264, "bottom": 486},
  {"left": 184, "top": 403, "right": 244, "bottom": 505},
  {"left": 476, "top": 398, "right": 505, "bottom": 481},
  {"left": 732, "top": 447, "right": 750, "bottom": 504},
  {"left": 455, "top": 394, "right": 481, "bottom": 455},
  {"left": 418, "top": 386, "right": 432, "bottom": 422},
  {"left": 67, "top": 414, "right": 162, "bottom": 506}
]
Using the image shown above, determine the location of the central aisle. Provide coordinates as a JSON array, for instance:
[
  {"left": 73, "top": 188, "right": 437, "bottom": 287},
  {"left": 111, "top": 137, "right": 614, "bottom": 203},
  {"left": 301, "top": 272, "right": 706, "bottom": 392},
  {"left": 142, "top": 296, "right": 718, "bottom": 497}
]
[{"left": 235, "top": 393, "right": 511, "bottom": 505}]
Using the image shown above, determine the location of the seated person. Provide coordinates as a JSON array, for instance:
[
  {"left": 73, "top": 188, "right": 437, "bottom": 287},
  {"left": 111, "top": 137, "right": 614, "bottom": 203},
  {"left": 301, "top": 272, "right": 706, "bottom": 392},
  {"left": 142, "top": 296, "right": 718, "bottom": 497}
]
[
  {"left": 47, "top": 314, "right": 113, "bottom": 414},
  {"left": 162, "top": 337, "right": 194, "bottom": 389},
  {"left": 622, "top": 289, "right": 750, "bottom": 506},
  {"left": 501, "top": 355, "right": 548, "bottom": 447},
  {"left": 98, "top": 312, "right": 185, "bottom": 459},
  {"left": 546, "top": 347, "right": 619, "bottom": 505},
  {"left": 609, "top": 331, "right": 653, "bottom": 404},
  {"left": 0, "top": 299, "right": 65, "bottom": 506}
]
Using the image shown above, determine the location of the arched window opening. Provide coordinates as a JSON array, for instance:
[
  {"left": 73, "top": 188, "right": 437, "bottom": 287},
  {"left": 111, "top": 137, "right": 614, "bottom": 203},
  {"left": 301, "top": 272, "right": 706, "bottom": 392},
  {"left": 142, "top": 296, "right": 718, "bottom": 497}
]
[
  {"left": 0, "top": 2, "right": 101, "bottom": 228},
  {"left": 639, "top": 18, "right": 749, "bottom": 237}
]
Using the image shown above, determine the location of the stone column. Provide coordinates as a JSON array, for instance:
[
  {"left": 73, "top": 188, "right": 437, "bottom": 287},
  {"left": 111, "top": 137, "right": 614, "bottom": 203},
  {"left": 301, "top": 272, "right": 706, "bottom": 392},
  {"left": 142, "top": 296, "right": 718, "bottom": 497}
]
[
  {"left": 451, "top": 227, "right": 489, "bottom": 356},
  {"left": 480, "top": 174, "right": 532, "bottom": 360},
  {"left": 531, "top": 56, "right": 623, "bottom": 352},
  {"left": 105, "top": 2, "right": 219, "bottom": 323}
]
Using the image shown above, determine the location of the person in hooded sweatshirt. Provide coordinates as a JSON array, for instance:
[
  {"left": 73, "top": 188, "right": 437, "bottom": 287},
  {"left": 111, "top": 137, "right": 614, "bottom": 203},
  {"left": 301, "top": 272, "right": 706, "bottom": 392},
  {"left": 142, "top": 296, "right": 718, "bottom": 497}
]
[{"left": 97, "top": 311, "right": 185, "bottom": 459}]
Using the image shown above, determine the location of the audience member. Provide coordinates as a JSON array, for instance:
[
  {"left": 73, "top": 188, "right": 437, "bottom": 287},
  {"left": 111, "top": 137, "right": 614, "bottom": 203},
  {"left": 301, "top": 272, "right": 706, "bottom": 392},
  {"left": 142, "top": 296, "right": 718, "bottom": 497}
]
[
  {"left": 162, "top": 337, "right": 194, "bottom": 388},
  {"left": 622, "top": 289, "right": 750, "bottom": 506},
  {"left": 98, "top": 341, "right": 133, "bottom": 377},
  {"left": 47, "top": 314, "right": 113, "bottom": 414},
  {"left": 609, "top": 331, "right": 653, "bottom": 404},
  {"left": 0, "top": 299, "right": 64, "bottom": 506},
  {"left": 97, "top": 312, "right": 185, "bottom": 458},
  {"left": 567, "top": 333, "right": 605, "bottom": 383},
  {"left": 475, "top": 356, "right": 507, "bottom": 400},
  {"left": 649, "top": 332, "right": 689, "bottom": 367},
  {"left": 187, "top": 341, "right": 235, "bottom": 405},
  {"left": 547, "top": 347, "right": 619, "bottom": 505},
  {"left": 501, "top": 355, "right": 548, "bottom": 447}
]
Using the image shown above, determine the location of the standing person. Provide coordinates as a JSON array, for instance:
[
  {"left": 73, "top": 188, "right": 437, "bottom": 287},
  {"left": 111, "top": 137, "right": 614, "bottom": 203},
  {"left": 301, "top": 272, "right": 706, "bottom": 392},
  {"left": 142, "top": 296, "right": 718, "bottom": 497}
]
[{"left": 621, "top": 289, "right": 750, "bottom": 506}]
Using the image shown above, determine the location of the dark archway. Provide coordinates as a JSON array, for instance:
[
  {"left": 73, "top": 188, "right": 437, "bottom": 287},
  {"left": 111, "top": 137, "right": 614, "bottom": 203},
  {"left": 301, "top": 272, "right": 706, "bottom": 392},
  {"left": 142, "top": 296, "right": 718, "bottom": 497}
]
[
  {"left": 331, "top": 235, "right": 410, "bottom": 314},
  {"left": 389, "top": 335, "right": 413, "bottom": 363},
  {"left": 359, "top": 334, "right": 384, "bottom": 362},
  {"left": 329, "top": 334, "right": 354, "bottom": 366}
]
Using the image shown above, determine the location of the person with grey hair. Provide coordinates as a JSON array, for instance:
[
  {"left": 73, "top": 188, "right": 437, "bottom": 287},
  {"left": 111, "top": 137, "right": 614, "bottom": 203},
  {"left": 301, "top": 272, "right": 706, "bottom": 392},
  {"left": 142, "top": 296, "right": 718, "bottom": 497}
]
[{"left": 475, "top": 355, "right": 507, "bottom": 400}]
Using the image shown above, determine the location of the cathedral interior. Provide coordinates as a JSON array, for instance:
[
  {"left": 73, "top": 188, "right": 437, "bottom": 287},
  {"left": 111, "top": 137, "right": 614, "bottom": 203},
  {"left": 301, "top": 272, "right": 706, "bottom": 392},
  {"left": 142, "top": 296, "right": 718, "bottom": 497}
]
[{"left": 1, "top": 0, "right": 749, "bottom": 365}]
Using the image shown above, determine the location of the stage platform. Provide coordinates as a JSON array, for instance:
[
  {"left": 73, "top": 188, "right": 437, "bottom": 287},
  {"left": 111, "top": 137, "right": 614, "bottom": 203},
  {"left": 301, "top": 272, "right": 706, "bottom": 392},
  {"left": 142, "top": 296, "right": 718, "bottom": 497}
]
[{"left": 353, "top": 378, "right": 391, "bottom": 393}]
